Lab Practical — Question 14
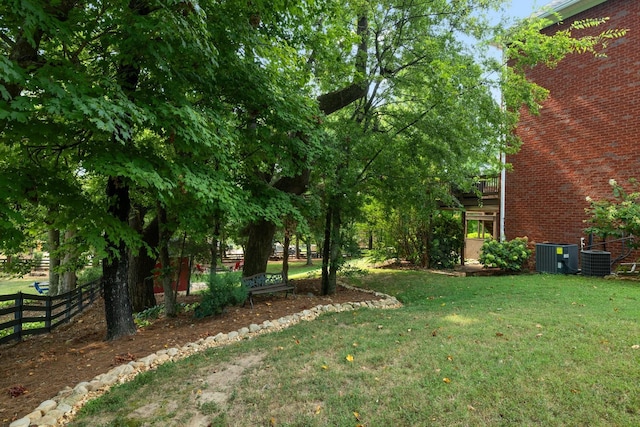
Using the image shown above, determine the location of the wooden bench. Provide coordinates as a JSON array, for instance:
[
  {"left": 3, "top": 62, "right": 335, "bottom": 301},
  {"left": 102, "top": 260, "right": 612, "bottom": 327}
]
[
  {"left": 241, "top": 272, "right": 294, "bottom": 309},
  {"left": 32, "top": 281, "right": 49, "bottom": 294}
]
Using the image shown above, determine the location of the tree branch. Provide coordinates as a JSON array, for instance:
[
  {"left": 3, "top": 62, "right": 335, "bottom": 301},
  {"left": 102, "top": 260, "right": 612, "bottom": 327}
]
[
  {"left": 317, "top": 13, "right": 369, "bottom": 115},
  {"left": 317, "top": 84, "right": 368, "bottom": 115}
]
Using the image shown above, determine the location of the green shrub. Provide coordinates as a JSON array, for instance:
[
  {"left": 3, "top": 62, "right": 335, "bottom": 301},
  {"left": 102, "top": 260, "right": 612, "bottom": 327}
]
[
  {"left": 77, "top": 265, "right": 103, "bottom": 284},
  {"left": 479, "top": 237, "right": 531, "bottom": 271},
  {"left": 338, "top": 263, "right": 369, "bottom": 278},
  {"left": 585, "top": 178, "right": 640, "bottom": 250},
  {"left": 367, "top": 245, "right": 397, "bottom": 264},
  {"left": 429, "top": 212, "right": 463, "bottom": 269},
  {"left": 194, "top": 272, "right": 247, "bottom": 318},
  {"left": 133, "top": 302, "right": 199, "bottom": 328}
]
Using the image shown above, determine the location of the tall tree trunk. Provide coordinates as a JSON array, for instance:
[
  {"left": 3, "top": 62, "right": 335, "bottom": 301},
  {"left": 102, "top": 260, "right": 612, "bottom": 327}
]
[
  {"left": 101, "top": 0, "right": 154, "bottom": 340},
  {"left": 129, "top": 251, "right": 158, "bottom": 312},
  {"left": 322, "top": 197, "right": 344, "bottom": 296},
  {"left": 103, "top": 176, "right": 137, "bottom": 340},
  {"left": 210, "top": 215, "right": 221, "bottom": 275},
  {"left": 177, "top": 232, "right": 189, "bottom": 298},
  {"left": 241, "top": 14, "right": 368, "bottom": 278},
  {"left": 306, "top": 237, "right": 313, "bottom": 266},
  {"left": 321, "top": 207, "right": 332, "bottom": 295},
  {"left": 128, "top": 211, "right": 157, "bottom": 312},
  {"left": 242, "top": 170, "right": 309, "bottom": 277},
  {"left": 48, "top": 228, "right": 61, "bottom": 295},
  {"left": 421, "top": 222, "right": 430, "bottom": 268},
  {"left": 128, "top": 249, "right": 143, "bottom": 310},
  {"left": 243, "top": 219, "right": 276, "bottom": 277},
  {"left": 158, "top": 204, "right": 177, "bottom": 317},
  {"left": 283, "top": 228, "right": 291, "bottom": 281},
  {"left": 61, "top": 229, "right": 77, "bottom": 293},
  {"left": 327, "top": 204, "right": 342, "bottom": 295},
  {"left": 109, "top": 0, "right": 166, "bottom": 319},
  {"left": 209, "top": 239, "right": 218, "bottom": 274}
]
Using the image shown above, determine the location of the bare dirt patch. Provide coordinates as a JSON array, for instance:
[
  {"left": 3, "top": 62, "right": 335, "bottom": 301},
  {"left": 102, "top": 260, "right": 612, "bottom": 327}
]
[
  {"left": 81, "top": 352, "right": 266, "bottom": 426},
  {"left": 0, "top": 278, "right": 381, "bottom": 425}
]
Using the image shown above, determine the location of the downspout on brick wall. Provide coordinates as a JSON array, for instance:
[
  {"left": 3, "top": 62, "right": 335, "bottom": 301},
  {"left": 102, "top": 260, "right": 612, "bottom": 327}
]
[{"left": 500, "top": 152, "right": 506, "bottom": 241}]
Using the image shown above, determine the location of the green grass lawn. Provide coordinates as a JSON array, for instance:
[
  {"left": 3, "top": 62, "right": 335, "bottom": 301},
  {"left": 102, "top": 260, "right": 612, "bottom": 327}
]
[
  {"left": 190, "top": 260, "right": 323, "bottom": 284},
  {"left": 0, "top": 276, "right": 41, "bottom": 296},
  {"left": 69, "top": 269, "right": 640, "bottom": 426},
  {"left": 267, "top": 259, "right": 323, "bottom": 278}
]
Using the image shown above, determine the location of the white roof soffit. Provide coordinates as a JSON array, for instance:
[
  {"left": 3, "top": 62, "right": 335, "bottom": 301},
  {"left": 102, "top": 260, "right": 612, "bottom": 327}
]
[{"left": 536, "top": 0, "right": 609, "bottom": 24}]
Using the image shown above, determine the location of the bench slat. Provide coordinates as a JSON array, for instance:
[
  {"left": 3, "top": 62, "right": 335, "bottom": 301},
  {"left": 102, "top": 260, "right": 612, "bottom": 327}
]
[
  {"left": 240, "top": 272, "right": 294, "bottom": 308},
  {"left": 250, "top": 284, "right": 294, "bottom": 295}
]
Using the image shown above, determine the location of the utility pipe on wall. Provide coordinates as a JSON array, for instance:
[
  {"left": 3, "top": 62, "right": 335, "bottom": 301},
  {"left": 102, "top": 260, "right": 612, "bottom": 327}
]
[{"left": 500, "top": 151, "right": 506, "bottom": 242}]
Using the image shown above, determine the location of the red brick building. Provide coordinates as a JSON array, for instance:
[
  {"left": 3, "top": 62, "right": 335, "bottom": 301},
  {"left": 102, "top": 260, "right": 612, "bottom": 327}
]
[{"left": 505, "top": 0, "right": 640, "bottom": 262}]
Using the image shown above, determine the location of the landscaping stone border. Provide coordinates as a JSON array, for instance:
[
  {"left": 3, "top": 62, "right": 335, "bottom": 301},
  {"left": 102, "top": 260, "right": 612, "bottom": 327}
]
[{"left": 10, "top": 285, "right": 401, "bottom": 427}]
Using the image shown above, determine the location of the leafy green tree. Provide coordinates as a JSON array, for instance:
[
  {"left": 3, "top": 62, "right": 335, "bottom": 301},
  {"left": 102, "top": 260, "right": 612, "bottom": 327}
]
[
  {"left": 584, "top": 179, "right": 640, "bottom": 250},
  {"left": 0, "top": 0, "right": 250, "bottom": 339},
  {"left": 237, "top": 0, "right": 369, "bottom": 277},
  {"left": 1, "top": 0, "right": 353, "bottom": 337},
  {"left": 315, "top": 3, "right": 627, "bottom": 292},
  {"left": 313, "top": 0, "right": 510, "bottom": 293}
]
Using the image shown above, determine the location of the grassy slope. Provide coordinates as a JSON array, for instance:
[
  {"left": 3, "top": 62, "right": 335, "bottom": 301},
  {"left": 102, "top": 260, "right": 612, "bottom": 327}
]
[{"left": 70, "top": 269, "right": 640, "bottom": 426}]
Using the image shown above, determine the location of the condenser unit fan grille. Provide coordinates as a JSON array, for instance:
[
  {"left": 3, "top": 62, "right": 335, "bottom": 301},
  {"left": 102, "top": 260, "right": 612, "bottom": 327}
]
[{"left": 581, "top": 250, "right": 611, "bottom": 277}]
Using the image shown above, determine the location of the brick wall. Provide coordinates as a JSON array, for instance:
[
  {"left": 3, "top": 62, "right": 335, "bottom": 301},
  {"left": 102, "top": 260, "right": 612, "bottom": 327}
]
[{"left": 506, "top": 0, "right": 640, "bottom": 259}]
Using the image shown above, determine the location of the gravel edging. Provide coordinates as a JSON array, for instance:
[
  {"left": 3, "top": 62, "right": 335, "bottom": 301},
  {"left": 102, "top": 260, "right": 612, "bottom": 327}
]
[{"left": 9, "top": 286, "right": 401, "bottom": 427}]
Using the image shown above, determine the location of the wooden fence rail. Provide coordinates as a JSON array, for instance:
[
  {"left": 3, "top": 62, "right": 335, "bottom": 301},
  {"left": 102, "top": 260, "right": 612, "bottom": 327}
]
[{"left": 0, "top": 279, "right": 102, "bottom": 345}]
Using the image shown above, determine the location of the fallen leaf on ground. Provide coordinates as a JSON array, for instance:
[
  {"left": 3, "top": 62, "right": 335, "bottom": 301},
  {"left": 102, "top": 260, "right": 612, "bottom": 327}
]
[
  {"left": 114, "top": 352, "right": 136, "bottom": 364},
  {"left": 7, "top": 385, "right": 27, "bottom": 397}
]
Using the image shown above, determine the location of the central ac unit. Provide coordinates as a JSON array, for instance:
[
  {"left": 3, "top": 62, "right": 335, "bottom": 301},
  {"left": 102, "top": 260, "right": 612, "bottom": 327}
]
[
  {"left": 581, "top": 250, "right": 611, "bottom": 276},
  {"left": 535, "top": 243, "right": 578, "bottom": 274}
]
